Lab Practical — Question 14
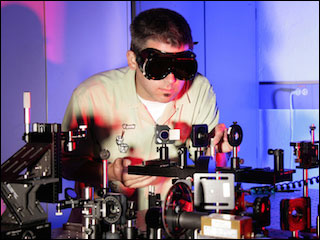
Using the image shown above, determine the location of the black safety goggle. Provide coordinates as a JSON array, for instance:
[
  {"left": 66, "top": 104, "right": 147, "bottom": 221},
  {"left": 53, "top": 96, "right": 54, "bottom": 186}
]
[{"left": 136, "top": 48, "right": 198, "bottom": 81}]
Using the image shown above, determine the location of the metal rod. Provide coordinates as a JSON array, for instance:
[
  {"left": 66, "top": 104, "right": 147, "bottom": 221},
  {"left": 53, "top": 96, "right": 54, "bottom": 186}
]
[
  {"left": 233, "top": 146, "right": 237, "bottom": 158},
  {"left": 210, "top": 138, "right": 215, "bottom": 159},
  {"left": 303, "top": 169, "right": 308, "bottom": 197},
  {"left": 310, "top": 124, "right": 315, "bottom": 144},
  {"left": 194, "top": 229, "right": 199, "bottom": 239},
  {"left": 103, "top": 159, "right": 108, "bottom": 189},
  {"left": 156, "top": 228, "right": 162, "bottom": 239},
  {"left": 232, "top": 146, "right": 238, "bottom": 169},
  {"left": 111, "top": 224, "right": 116, "bottom": 233},
  {"left": 23, "top": 92, "right": 31, "bottom": 142},
  {"left": 84, "top": 187, "right": 92, "bottom": 239}
]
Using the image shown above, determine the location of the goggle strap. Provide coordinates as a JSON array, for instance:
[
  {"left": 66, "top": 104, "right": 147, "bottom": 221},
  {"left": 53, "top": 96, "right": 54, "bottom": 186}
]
[{"left": 142, "top": 59, "right": 148, "bottom": 77}]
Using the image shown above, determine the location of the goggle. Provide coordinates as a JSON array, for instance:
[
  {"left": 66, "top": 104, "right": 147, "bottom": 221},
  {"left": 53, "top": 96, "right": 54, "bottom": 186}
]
[{"left": 136, "top": 48, "right": 198, "bottom": 81}]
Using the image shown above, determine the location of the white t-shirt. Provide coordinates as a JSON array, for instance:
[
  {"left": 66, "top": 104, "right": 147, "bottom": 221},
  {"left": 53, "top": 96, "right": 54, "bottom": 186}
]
[{"left": 137, "top": 95, "right": 168, "bottom": 122}]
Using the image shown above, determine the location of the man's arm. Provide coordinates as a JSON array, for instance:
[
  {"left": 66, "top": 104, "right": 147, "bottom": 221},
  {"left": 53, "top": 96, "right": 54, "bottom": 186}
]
[{"left": 62, "top": 153, "right": 157, "bottom": 195}]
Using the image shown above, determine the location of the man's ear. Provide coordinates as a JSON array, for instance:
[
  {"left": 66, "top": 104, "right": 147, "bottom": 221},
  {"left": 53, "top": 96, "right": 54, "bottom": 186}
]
[{"left": 126, "top": 50, "right": 138, "bottom": 70}]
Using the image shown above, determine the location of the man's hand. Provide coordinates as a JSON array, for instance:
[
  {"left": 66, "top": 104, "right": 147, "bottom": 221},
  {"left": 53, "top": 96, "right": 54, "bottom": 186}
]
[
  {"left": 211, "top": 123, "right": 233, "bottom": 153},
  {"left": 108, "top": 158, "right": 157, "bottom": 189},
  {"left": 206, "top": 123, "right": 234, "bottom": 167}
]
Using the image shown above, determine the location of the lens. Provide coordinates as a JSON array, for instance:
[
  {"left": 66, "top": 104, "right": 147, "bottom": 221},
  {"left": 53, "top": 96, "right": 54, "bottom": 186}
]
[
  {"left": 145, "top": 58, "right": 197, "bottom": 80},
  {"left": 160, "top": 130, "right": 169, "bottom": 141},
  {"left": 173, "top": 59, "right": 197, "bottom": 80},
  {"left": 139, "top": 48, "right": 198, "bottom": 80},
  {"left": 144, "top": 58, "right": 171, "bottom": 80}
]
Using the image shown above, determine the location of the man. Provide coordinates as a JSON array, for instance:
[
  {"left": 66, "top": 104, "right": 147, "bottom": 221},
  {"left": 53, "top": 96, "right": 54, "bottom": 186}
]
[{"left": 62, "top": 8, "right": 232, "bottom": 221}]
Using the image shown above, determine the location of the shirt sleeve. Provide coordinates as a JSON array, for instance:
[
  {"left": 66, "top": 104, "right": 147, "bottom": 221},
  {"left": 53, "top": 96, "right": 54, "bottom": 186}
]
[
  {"left": 62, "top": 92, "right": 82, "bottom": 131},
  {"left": 187, "top": 76, "right": 220, "bottom": 160},
  {"left": 62, "top": 90, "right": 97, "bottom": 158},
  {"left": 191, "top": 75, "right": 220, "bottom": 133},
  {"left": 195, "top": 82, "right": 219, "bottom": 133}
]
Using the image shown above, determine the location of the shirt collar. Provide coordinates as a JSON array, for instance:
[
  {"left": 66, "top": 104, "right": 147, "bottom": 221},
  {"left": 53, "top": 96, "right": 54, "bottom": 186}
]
[{"left": 123, "top": 67, "right": 187, "bottom": 124}]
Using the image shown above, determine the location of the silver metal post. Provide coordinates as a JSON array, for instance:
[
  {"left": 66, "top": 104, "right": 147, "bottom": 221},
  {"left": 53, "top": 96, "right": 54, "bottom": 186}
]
[
  {"left": 156, "top": 228, "right": 162, "bottom": 239},
  {"left": 210, "top": 138, "right": 216, "bottom": 159},
  {"left": 23, "top": 92, "right": 31, "bottom": 142},
  {"left": 111, "top": 224, "right": 116, "bottom": 233},
  {"left": 232, "top": 146, "right": 238, "bottom": 169},
  {"left": 100, "top": 149, "right": 110, "bottom": 194},
  {"left": 84, "top": 187, "right": 92, "bottom": 239},
  {"left": 103, "top": 159, "right": 108, "bottom": 189},
  {"left": 194, "top": 229, "right": 199, "bottom": 239}
]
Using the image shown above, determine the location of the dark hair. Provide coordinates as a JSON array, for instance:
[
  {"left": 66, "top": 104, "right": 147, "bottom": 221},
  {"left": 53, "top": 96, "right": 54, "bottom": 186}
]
[{"left": 130, "top": 8, "right": 194, "bottom": 55}]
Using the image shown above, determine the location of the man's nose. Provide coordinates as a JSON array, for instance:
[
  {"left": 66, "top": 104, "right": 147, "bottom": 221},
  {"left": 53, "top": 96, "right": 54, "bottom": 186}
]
[{"left": 164, "top": 73, "right": 177, "bottom": 84}]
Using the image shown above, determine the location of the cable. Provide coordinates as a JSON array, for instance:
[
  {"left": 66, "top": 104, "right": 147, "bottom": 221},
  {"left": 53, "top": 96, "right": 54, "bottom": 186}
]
[{"left": 289, "top": 88, "right": 301, "bottom": 169}]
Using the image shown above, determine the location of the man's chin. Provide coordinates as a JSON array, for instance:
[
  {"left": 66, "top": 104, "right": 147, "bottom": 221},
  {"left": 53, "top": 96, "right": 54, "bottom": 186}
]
[{"left": 158, "top": 95, "right": 173, "bottom": 103}]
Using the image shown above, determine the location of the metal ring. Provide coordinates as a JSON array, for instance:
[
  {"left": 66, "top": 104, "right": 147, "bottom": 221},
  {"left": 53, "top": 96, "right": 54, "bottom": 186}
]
[{"left": 227, "top": 123, "right": 243, "bottom": 147}]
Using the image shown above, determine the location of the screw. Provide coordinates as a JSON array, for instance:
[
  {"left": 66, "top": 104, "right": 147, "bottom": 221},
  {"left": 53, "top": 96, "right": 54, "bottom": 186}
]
[{"left": 301, "top": 88, "right": 308, "bottom": 96}]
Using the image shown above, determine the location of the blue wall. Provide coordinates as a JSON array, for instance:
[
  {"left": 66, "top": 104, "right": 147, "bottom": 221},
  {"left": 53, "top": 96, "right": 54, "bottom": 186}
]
[{"left": 256, "top": 1, "right": 319, "bottom": 185}]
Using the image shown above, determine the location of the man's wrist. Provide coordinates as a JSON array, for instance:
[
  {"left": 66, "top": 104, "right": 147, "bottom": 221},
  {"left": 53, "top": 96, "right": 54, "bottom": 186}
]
[
  {"left": 108, "top": 180, "right": 121, "bottom": 192},
  {"left": 107, "top": 161, "right": 117, "bottom": 182}
]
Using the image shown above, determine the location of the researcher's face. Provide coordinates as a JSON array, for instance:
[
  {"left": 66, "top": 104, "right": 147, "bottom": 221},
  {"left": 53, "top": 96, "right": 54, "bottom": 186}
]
[{"left": 127, "top": 39, "right": 189, "bottom": 103}]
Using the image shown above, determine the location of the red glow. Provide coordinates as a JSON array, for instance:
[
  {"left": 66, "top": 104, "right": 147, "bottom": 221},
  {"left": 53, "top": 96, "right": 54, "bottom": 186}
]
[
  {"left": 44, "top": 2, "right": 66, "bottom": 64},
  {"left": 124, "top": 157, "right": 143, "bottom": 166},
  {"left": 173, "top": 121, "right": 192, "bottom": 143},
  {"left": 179, "top": 199, "right": 193, "bottom": 212},
  {"left": 261, "top": 203, "right": 265, "bottom": 213}
]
